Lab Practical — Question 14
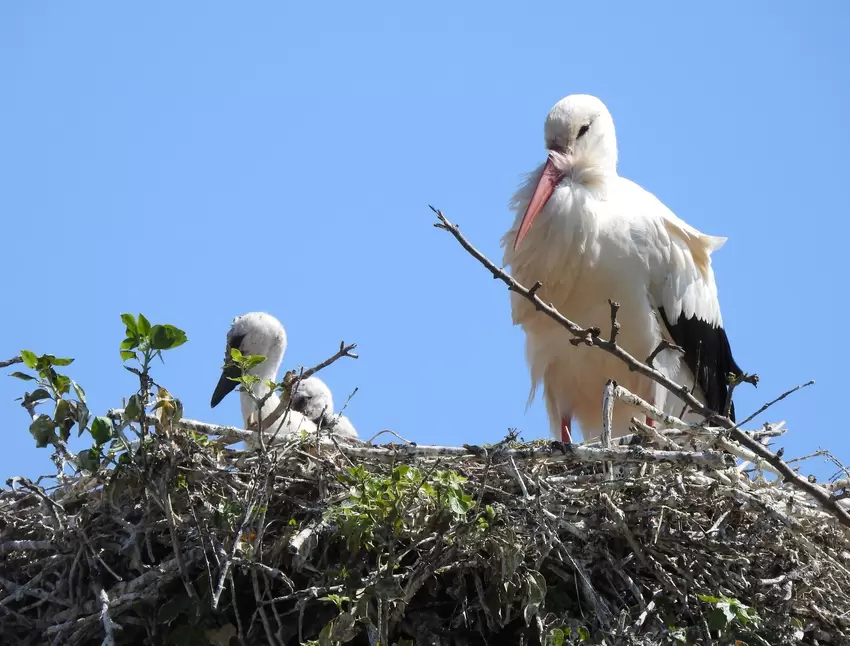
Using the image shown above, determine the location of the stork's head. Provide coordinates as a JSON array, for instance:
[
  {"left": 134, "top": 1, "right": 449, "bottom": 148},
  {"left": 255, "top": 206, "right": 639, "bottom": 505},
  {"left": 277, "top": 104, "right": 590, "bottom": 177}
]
[
  {"left": 290, "top": 376, "right": 335, "bottom": 423},
  {"left": 514, "top": 94, "right": 618, "bottom": 250},
  {"left": 210, "top": 312, "right": 287, "bottom": 408}
]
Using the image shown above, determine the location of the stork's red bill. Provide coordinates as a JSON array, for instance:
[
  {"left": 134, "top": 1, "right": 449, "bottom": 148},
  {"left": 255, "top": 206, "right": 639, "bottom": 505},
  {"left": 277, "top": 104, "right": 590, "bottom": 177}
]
[{"left": 502, "top": 94, "right": 742, "bottom": 444}]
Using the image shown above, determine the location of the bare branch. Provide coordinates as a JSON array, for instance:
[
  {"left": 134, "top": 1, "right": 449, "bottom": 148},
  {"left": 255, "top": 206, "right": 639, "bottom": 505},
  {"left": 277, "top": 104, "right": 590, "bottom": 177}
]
[
  {"left": 732, "top": 380, "right": 815, "bottom": 430},
  {"left": 253, "top": 342, "right": 359, "bottom": 432},
  {"left": 607, "top": 300, "right": 621, "bottom": 346},
  {"left": 0, "top": 356, "right": 22, "bottom": 369},
  {"left": 601, "top": 380, "right": 615, "bottom": 480},
  {"left": 431, "top": 206, "right": 850, "bottom": 529},
  {"left": 646, "top": 340, "right": 684, "bottom": 368}
]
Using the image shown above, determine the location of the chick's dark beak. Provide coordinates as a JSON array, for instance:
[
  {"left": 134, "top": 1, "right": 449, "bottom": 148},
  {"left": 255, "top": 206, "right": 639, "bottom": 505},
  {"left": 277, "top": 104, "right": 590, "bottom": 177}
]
[{"left": 210, "top": 362, "right": 241, "bottom": 408}]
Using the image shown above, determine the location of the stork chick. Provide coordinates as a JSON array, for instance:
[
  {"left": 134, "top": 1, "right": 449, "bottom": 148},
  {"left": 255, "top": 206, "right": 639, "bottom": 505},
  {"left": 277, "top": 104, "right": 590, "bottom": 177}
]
[
  {"left": 502, "top": 94, "right": 743, "bottom": 443},
  {"left": 290, "top": 375, "right": 358, "bottom": 438},
  {"left": 210, "top": 312, "right": 357, "bottom": 446}
]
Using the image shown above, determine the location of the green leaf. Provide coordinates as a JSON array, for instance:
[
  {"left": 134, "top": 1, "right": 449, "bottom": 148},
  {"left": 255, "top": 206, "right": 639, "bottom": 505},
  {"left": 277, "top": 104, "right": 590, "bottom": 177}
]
[
  {"left": 20, "top": 350, "right": 38, "bottom": 369},
  {"left": 717, "top": 601, "right": 736, "bottom": 622},
  {"left": 240, "top": 354, "right": 267, "bottom": 371},
  {"left": 229, "top": 347, "right": 244, "bottom": 361},
  {"left": 137, "top": 313, "right": 152, "bottom": 337},
  {"left": 549, "top": 629, "right": 565, "bottom": 646},
  {"left": 29, "top": 415, "right": 56, "bottom": 448},
  {"left": 9, "top": 371, "right": 34, "bottom": 381},
  {"left": 150, "top": 324, "right": 188, "bottom": 350},
  {"left": 75, "top": 401, "right": 91, "bottom": 436},
  {"left": 90, "top": 416, "right": 114, "bottom": 446},
  {"left": 697, "top": 594, "right": 721, "bottom": 604},
  {"left": 522, "top": 570, "right": 547, "bottom": 625},
  {"left": 124, "top": 394, "right": 143, "bottom": 421},
  {"left": 24, "top": 388, "right": 52, "bottom": 405},
  {"left": 121, "top": 313, "right": 138, "bottom": 337},
  {"left": 72, "top": 380, "right": 87, "bottom": 404},
  {"left": 52, "top": 373, "right": 71, "bottom": 396},
  {"left": 120, "top": 350, "right": 136, "bottom": 362},
  {"left": 120, "top": 337, "right": 139, "bottom": 350},
  {"left": 51, "top": 357, "right": 74, "bottom": 366},
  {"left": 77, "top": 448, "right": 101, "bottom": 472},
  {"left": 708, "top": 607, "right": 731, "bottom": 633},
  {"left": 54, "top": 399, "right": 74, "bottom": 441}
]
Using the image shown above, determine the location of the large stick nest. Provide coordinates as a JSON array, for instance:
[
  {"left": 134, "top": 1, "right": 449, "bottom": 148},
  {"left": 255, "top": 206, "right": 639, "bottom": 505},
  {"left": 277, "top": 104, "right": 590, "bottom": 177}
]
[{"left": 1, "top": 421, "right": 849, "bottom": 646}]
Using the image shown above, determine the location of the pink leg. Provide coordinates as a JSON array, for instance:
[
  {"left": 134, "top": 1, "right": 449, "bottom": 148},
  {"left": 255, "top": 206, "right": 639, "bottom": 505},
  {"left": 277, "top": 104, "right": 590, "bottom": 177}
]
[
  {"left": 646, "top": 397, "right": 655, "bottom": 428},
  {"left": 560, "top": 415, "right": 572, "bottom": 443}
]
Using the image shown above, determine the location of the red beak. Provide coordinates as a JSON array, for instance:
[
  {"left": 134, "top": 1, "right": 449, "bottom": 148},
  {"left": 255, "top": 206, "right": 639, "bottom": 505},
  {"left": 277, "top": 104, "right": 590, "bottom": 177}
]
[{"left": 513, "top": 156, "right": 565, "bottom": 251}]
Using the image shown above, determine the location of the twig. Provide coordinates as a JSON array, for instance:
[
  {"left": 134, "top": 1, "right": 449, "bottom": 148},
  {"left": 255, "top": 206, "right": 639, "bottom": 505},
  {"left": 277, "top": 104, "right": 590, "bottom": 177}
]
[
  {"left": 0, "top": 356, "right": 22, "bottom": 369},
  {"left": 95, "top": 586, "right": 117, "bottom": 646},
  {"left": 366, "top": 429, "right": 415, "bottom": 445},
  {"left": 251, "top": 569, "right": 278, "bottom": 646},
  {"left": 255, "top": 342, "right": 358, "bottom": 432},
  {"left": 601, "top": 380, "right": 615, "bottom": 480},
  {"left": 211, "top": 502, "right": 256, "bottom": 610},
  {"left": 431, "top": 206, "right": 850, "bottom": 530},
  {"left": 732, "top": 380, "right": 815, "bottom": 431},
  {"left": 161, "top": 489, "right": 198, "bottom": 604},
  {"left": 509, "top": 456, "right": 530, "bottom": 500},
  {"left": 646, "top": 340, "right": 684, "bottom": 368}
]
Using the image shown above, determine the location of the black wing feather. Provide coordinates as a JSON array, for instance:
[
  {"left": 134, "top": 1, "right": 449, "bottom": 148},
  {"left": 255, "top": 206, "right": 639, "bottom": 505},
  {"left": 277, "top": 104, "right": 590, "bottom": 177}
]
[{"left": 658, "top": 308, "right": 742, "bottom": 421}]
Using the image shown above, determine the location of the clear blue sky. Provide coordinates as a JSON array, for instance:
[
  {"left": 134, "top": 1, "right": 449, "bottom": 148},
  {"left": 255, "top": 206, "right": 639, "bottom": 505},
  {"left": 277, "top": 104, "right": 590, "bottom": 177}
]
[{"left": 1, "top": 1, "right": 848, "bottom": 483}]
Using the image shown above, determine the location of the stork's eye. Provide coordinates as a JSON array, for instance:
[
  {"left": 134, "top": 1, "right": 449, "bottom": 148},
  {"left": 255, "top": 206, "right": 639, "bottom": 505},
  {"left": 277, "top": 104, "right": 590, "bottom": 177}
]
[{"left": 577, "top": 123, "right": 591, "bottom": 139}]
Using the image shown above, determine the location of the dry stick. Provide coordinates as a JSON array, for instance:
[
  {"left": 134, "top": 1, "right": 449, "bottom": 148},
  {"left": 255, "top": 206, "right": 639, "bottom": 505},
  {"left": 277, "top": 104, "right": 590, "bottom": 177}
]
[
  {"left": 601, "top": 380, "right": 615, "bottom": 481},
  {"left": 162, "top": 489, "right": 198, "bottom": 603},
  {"left": 431, "top": 207, "right": 850, "bottom": 530},
  {"left": 0, "top": 356, "right": 22, "bottom": 369},
  {"left": 253, "top": 341, "right": 358, "bottom": 432},
  {"left": 104, "top": 411, "right": 726, "bottom": 467},
  {"left": 613, "top": 382, "right": 802, "bottom": 481},
  {"left": 211, "top": 502, "right": 256, "bottom": 610},
  {"left": 346, "top": 442, "right": 729, "bottom": 467},
  {"left": 731, "top": 380, "right": 815, "bottom": 431},
  {"left": 95, "top": 586, "right": 116, "bottom": 646}
]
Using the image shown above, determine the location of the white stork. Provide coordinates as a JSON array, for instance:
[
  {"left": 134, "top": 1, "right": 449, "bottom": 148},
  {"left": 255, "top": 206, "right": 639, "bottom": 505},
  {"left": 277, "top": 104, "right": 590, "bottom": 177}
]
[
  {"left": 210, "top": 312, "right": 358, "bottom": 446},
  {"left": 289, "top": 375, "right": 359, "bottom": 438},
  {"left": 501, "top": 94, "right": 743, "bottom": 443}
]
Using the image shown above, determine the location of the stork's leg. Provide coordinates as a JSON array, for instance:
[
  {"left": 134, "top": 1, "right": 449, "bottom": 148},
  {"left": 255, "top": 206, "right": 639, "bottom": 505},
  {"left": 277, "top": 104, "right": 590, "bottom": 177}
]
[
  {"left": 560, "top": 415, "right": 572, "bottom": 443},
  {"left": 646, "top": 396, "right": 655, "bottom": 428}
]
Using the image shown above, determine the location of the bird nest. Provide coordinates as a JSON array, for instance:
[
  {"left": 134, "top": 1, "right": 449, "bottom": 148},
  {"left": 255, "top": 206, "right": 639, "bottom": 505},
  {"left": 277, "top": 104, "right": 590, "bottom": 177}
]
[{"left": 2, "top": 416, "right": 849, "bottom": 646}]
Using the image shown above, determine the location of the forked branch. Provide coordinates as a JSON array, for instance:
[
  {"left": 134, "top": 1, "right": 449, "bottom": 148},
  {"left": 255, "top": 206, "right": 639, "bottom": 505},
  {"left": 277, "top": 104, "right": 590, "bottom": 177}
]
[{"left": 251, "top": 341, "right": 359, "bottom": 432}]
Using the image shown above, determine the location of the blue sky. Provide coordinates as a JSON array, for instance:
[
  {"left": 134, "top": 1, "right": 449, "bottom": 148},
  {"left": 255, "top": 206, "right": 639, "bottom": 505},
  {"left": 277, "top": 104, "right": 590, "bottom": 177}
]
[{"left": 1, "top": 1, "right": 848, "bottom": 483}]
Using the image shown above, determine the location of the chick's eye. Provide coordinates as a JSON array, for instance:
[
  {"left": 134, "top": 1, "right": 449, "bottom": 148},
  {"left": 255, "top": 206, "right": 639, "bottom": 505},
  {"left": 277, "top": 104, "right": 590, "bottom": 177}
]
[{"left": 577, "top": 123, "right": 591, "bottom": 139}]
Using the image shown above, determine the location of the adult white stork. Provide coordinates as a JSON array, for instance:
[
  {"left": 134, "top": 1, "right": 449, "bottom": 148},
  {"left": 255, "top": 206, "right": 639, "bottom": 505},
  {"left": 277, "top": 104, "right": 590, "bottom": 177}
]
[
  {"left": 210, "top": 312, "right": 357, "bottom": 446},
  {"left": 501, "top": 94, "right": 742, "bottom": 443}
]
